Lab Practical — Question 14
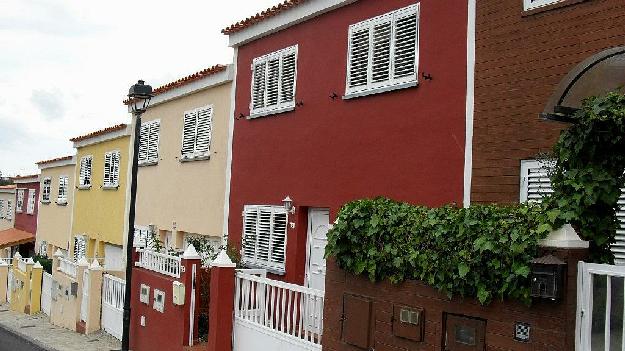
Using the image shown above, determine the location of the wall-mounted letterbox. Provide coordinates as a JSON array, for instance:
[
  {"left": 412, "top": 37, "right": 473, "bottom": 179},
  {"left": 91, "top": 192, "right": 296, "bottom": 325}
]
[
  {"left": 341, "top": 294, "right": 372, "bottom": 350},
  {"left": 392, "top": 305, "right": 424, "bottom": 342},
  {"left": 172, "top": 281, "right": 185, "bottom": 306},
  {"left": 444, "top": 314, "right": 486, "bottom": 351},
  {"left": 530, "top": 254, "right": 566, "bottom": 301}
]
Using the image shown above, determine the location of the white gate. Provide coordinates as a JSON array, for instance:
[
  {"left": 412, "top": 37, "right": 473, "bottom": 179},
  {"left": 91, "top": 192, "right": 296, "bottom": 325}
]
[
  {"left": 80, "top": 270, "right": 89, "bottom": 322},
  {"left": 101, "top": 274, "right": 125, "bottom": 340},
  {"left": 233, "top": 272, "right": 324, "bottom": 351},
  {"left": 7, "top": 269, "right": 13, "bottom": 303},
  {"left": 41, "top": 272, "right": 52, "bottom": 316},
  {"left": 577, "top": 262, "right": 625, "bottom": 350}
]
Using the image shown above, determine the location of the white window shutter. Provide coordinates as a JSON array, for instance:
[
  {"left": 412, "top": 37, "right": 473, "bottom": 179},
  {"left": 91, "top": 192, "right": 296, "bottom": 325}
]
[
  {"left": 371, "top": 18, "right": 393, "bottom": 83},
  {"left": 27, "top": 189, "right": 35, "bottom": 214},
  {"left": 58, "top": 176, "right": 68, "bottom": 203},
  {"left": 613, "top": 188, "right": 625, "bottom": 264},
  {"left": 74, "top": 236, "right": 87, "bottom": 260},
  {"left": 42, "top": 178, "right": 51, "bottom": 202},
  {"left": 241, "top": 205, "right": 288, "bottom": 273},
  {"left": 270, "top": 210, "right": 288, "bottom": 265},
  {"left": 265, "top": 58, "right": 281, "bottom": 107},
  {"left": 348, "top": 27, "right": 370, "bottom": 88},
  {"left": 243, "top": 207, "right": 259, "bottom": 264},
  {"left": 147, "top": 120, "right": 160, "bottom": 162},
  {"left": 280, "top": 52, "right": 297, "bottom": 104},
  {"left": 111, "top": 152, "right": 120, "bottom": 186},
  {"left": 393, "top": 8, "right": 418, "bottom": 79},
  {"left": 250, "top": 46, "right": 298, "bottom": 117},
  {"left": 138, "top": 123, "right": 150, "bottom": 163},
  {"left": 79, "top": 158, "right": 86, "bottom": 186},
  {"left": 103, "top": 153, "right": 112, "bottom": 186},
  {"left": 520, "top": 160, "right": 553, "bottom": 203},
  {"left": 182, "top": 111, "right": 197, "bottom": 159},
  {"left": 252, "top": 62, "right": 267, "bottom": 110},
  {"left": 6, "top": 200, "right": 12, "bottom": 220},
  {"left": 80, "top": 156, "right": 92, "bottom": 187},
  {"left": 0, "top": 200, "right": 4, "bottom": 219},
  {"left": 195, "top": 107, "right": 212, "bottom": 157}
]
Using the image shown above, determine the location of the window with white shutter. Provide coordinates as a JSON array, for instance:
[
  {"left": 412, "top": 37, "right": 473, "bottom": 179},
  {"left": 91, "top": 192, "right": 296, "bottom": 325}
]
[
  {"left": 42, "top": 178, "right": 52, "bottom": 203},
  {"left": 345, "top": 4, "right": 419, "bottom": 98},
  {"left": 181, "top": 105, "right": 213, "bottom": 161},
  {"left": 6, "top": 200, "right": 12, "bottom": 220},
  {"left": 57, "top": 176, "right": 69, "bottom": 204},
  {"left": 103, "top": 151, "right": 121, "bottom": 188},
  {"left": 73, "top": 235, "right": 87, "bottom": 261},
  {"left": 26, "top": 189, "right": 36, "bottom": 214},
  {"left": 241, "top": 205, "right": 288, "bottom": 274},
  {"left": 133, "top": 226, "right": 150, "bottom": 248},
  {"left": 139, "top": 120, "right": 160, "bottom": 165},
  {"left": 523, "top": 0, "right": 565, "bottom": 11},
  {"left": 250, "top": 45, "right": 298, "bottom": 118},
  {"left": 16, "top": 189, "right": 24, "bottom": 212},
  {"left": 79, "top": 156, "right": 93, "bottom": 189},
  {"left": 520, "top": 160, "right": 625, "bottom": 264},
  {"left": 0, "top": 200, "right": 4, "bottom": 219}
]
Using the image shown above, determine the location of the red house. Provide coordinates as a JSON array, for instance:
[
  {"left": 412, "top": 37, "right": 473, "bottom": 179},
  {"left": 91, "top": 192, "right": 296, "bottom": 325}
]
[
  {"left": 5, "top": 175, "right": 39, "bottom": 257},
  {"left": 224, "top": 0, "right": 473, "bottom": 288}
]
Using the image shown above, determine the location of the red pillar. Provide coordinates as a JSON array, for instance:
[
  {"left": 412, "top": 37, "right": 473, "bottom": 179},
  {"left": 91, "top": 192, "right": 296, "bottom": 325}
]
[{"left": 207, "top": 251, "right": 236, "bottom": 351}]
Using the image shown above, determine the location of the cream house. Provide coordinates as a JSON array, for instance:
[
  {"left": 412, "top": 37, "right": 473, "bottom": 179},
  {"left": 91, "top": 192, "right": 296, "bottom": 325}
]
[
  {"left": 130, "top": 64, "right": 233, "bottom": 257},
  {"left": 35, "top": 155, "right": 76, "bottom": 257}
]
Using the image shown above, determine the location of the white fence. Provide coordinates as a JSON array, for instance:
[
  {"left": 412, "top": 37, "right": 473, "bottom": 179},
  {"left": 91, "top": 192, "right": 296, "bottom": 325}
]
[
  {"left": 102, "top": 274, "right": 125, "bottom": 340},
  {"left": 7, "top": 269, "right": 13, "bottom": 303},
  {"left": 135, "top": 249, "right": 181, "bottom": 278},
  {"left": 80, "top": 270, "right": 89, "bottom": 322},
  {"left": 41, "top": 272, "right": 52, "bottom": 316},
  {"left": 0, "top": 258, "right": 13, "bottom": 266},
  {"left": 17, "top": 258, "right": 28, "bottom": 272},
  {"left": 58, "top": 257, "right": 77, "bottom": 278},
  {"left": 233, "top": 272, "right": 324, "bottom": 351}
]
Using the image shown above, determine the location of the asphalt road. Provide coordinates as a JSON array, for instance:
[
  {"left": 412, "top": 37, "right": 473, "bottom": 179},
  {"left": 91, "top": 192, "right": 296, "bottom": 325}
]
[{"left": 0, "top": 325, "right": 48, "bottom": 351}]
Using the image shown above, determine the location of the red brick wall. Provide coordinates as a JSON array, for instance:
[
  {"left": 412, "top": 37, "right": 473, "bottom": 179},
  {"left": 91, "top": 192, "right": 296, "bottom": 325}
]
[
  {"left": 471, "top": 0, "right": 625, "bottom": 204},
  {"left": 322, "top": 248, "right": 586, "bottom": 351}
]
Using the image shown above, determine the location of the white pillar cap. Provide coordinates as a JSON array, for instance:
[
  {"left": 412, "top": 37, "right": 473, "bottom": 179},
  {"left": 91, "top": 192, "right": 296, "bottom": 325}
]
[
  {"left": 182, "top": 244, "right": 201, "bottom": 260},
  {"left": 540, "top": 224, "right": 589, "bottom": 249},
  {"left": 212, "top": 249, "right": 236, "bottom": 268}
]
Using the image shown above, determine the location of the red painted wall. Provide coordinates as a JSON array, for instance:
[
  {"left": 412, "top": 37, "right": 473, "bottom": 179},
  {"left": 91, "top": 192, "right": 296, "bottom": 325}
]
[
  {"left": 130, "top": 257, "right": 200, "bottom": 351},
  {"left": 229, "top": 0, "right": 469, "bottom": 284},
  {"left": 14, "top": 182, "right": 39, "bottom": 234}
]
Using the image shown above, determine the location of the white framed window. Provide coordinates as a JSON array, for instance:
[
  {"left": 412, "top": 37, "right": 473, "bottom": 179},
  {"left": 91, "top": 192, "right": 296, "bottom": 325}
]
[
  {"left": 153, "top": 289, "right": 165, "bottom": 313},
  {"left": 181, "top": 105, "right": 213, "bottom": 161},
  {"left": 6, "top": 200, "right": 12, "bottom": 220},
  {"left": 103, "top": 151, "right": 120, "bottom": 188},
  {"left": 250, "top": 45, "right": 298, "bottom": 118},
  {"left": 57, "top": 176, "right": 69, "bottom": 204},
  {"left": 39, "top": 241, "right": 48, "bottom": 256},
  {"left": 242, "top": 205, "right": 288, "bottom": 274},
  {"left": 139, "top": 120, "right": 161, "bottom": 165},
  {"left": 140, "top": 284, "right": 150, "bottom": 304},
  {"left": 0, "top": 200, "right": 4, "bottom": 219},
  {"left": 345, "top": 4, "right": 419, "bottom": 99},
  {"left": 16, "top": 189, "right": 24, "bottom": 213},
  {"left": 41, "top": 178, "right": 52, "bottom": 203},
  {"left": 26, "top": 189, "right": 36, "bottom": 215},
  {"left": 133, "top": 225, "right": 150, "bottom": 248},
  {"left": 78, "top": 156, "right": 93, "bottom": 189},
  {"left": 523, "top": 0, "right": 565, "bottom": 11},
  {"left": 73, "top": 235, "right": 87, "bottom": 261},
  {"left": 520, "top": 160, "right": 625, "bottom": 264}
]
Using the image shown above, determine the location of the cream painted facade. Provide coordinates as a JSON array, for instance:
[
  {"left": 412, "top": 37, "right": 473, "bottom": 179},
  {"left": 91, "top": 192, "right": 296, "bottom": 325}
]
[
  {"left": 0, "top": 186, "right": 15, "bottom": 231},
  {"left": 134, "top": 66, "right": 233, "bottom": 250},
  {"left": 36, "top": 158, "right": 76, "bottom": 256},
  {"left": 71, "top": 126, "right": 131, "bottom": 262}
]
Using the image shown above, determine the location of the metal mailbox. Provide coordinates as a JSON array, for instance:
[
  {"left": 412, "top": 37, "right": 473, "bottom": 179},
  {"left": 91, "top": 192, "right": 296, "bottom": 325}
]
[
  {"left": 392, "top": 304, "right": 425, "bottom": 342},
  {"left": 530, "top": 254, "right": 566, "bottom": 301}
]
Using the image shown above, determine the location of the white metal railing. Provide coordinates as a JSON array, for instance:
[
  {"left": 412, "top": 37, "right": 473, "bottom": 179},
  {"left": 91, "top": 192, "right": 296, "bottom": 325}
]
[
  {"left": 235, "top": 272, "right": 325, "bottom": 346},
  {"left": 102, "top": 274, "right": 125, "bottom": 310},
  {"left": 135, "top": 249, "right": 181, "bottom": 278},
  {"left": 59, "top": 257, "right": 78, "bottom": 278}
]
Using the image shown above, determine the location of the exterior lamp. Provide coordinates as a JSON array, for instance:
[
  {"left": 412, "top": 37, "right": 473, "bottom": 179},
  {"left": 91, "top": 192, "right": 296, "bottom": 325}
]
[
  {"left": 283, "top": 196, "right": 294, "bottom": 213},
  {"left": 121, "top": 79, "right": 154, "bottom": 351},
  {"left": 540, "top": 105, "right": 578, "bottom": 124}
]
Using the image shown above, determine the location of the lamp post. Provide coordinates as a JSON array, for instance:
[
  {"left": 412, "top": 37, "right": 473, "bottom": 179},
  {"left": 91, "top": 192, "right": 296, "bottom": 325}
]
[{"left": 121, "top": 80, "right": 154, "bottom": 351}]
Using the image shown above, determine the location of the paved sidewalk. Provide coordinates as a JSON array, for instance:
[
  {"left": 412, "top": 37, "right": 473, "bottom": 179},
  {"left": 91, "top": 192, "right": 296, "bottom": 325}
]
[{"left": 0, "top": 304, "right": 120, "bottom": 351}]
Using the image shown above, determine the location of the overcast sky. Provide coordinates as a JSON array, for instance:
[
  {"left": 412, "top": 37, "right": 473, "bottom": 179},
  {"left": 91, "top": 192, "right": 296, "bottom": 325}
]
[{"left": 0, "top": 0, "right": 279, "bottom": 176}]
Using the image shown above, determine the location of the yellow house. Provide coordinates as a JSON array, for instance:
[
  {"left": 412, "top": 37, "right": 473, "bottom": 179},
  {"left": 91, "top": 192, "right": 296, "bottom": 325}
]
[
  {"left": 69, "top": 124, "right": 131, "bottom": 270},
  {"left": 35, "top": 155, "right": 76, "bottom": 257},
  {"left": 131, "top": 64, "right": 233, "bottom": 255}
]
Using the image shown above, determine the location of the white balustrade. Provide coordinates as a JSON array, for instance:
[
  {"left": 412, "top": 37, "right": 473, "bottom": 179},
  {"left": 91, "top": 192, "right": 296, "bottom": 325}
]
[
  {"left": 0, "top": 258, "right": 13, "bottom": 266},
  {"left": 235, "top": 272, "right": 325, "bottom": 347},
  {"left": 59, "top": 257, "right": 78, "bottom": 278},
  {"left": 17, "top": 258, "right": 28, "bottom": 272},
  {"left": 135, "top": 249, "right": 181, "bottom": 278}
]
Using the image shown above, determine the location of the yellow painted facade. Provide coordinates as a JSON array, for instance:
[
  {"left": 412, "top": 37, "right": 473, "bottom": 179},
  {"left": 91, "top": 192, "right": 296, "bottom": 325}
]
[
  {"left": 9, "top": 257, "right": 42, "bottom": 315},
  {"left": 36, "top": 161, "right": 75, "bottom": 254},
  {"left": 71, "top": 130, "right": 131, "bottom": 258},
  {"left": 134, "top": 74, "right": 232, "bottom": 249}
]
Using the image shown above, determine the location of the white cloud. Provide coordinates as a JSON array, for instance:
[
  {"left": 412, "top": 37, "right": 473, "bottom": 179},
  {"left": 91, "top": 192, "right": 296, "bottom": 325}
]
[{"left": 0, "top": 0, "right": 280, "bottom": 176}]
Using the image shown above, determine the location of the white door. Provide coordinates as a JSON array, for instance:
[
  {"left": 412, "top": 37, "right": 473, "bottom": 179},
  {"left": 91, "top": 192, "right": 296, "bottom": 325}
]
[{"left": 306, "top": 208, "right": 330, "bottom": 292}]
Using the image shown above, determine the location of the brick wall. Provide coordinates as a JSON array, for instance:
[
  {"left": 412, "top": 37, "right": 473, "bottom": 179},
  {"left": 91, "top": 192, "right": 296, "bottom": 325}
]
[
  {"left": 322, "top": 248, "right": 586, "bottom": 351},
  {"left": 471, "top": 0, "right": 625, "bottom": 204}
]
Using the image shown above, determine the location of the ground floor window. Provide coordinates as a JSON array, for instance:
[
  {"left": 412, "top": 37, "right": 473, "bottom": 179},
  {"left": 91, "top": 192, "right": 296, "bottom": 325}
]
[{"left": 242, "top": 205, "right": 288, "bottom": 274}]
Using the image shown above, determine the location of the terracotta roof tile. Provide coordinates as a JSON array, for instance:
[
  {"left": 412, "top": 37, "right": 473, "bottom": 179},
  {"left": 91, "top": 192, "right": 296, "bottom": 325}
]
[
  {"left": 0, "top": 228, "right": 35, "bottom": 248},
  {"left": 222, "top": 0, "right": 307, "bottom": 35},
  {"left": 69, "top": 124, "right": 127, "bottom": 143},
  {"left": 123, "top": 65, "right": 227, "bottom": 105},
  {"left": 0, "top": 185, "right": 15, "bottom": 190},
  {"left": 36, "top": 155, "right": 73, "bottom": 165},
  {"left": 12, "top": 174, "right": 39, "bottom": 181}
]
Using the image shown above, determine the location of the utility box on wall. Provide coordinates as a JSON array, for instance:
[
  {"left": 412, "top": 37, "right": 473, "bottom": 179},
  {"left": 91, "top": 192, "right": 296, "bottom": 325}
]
[
  {"left": 444, "top": 314, "right": 486, "bottom": 351},
  {"left": 172, "top": 281, "right": 185, "bottom": 306},
  {"left": 392, "top": 305, "right": 424, "bottom": 342},
  {"left": 341, "top": 294, "right": 372, "bottom": 349}
]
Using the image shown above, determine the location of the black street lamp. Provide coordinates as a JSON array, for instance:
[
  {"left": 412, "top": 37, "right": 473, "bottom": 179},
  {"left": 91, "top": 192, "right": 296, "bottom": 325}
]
[{"left": 121, "top": 80, "right": 154, "bottom": 351}]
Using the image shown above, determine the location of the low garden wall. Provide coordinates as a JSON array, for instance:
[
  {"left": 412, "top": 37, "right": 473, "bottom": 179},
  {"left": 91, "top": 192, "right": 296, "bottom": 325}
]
[{"left": 322, "top": 247, "right": 586, "bottom": 351}]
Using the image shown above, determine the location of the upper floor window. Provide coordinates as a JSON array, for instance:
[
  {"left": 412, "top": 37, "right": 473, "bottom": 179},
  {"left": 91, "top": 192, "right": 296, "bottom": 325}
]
[
  {"left": 241, "top": 205, "right": 288, "bottom": 274},
  {"left": 139, "top": 120, "right": 161, "bottom": 165},
  {"left": 73, "top": 235, "right": 87, "bottom": 261},
  {"left": 345, "top": 4, "right": 419, "bottom": 98},
  {"left": 79, "top": 156, "right": 92, "bottom": 189},
  {"left": 57, "top": 176, "right": 69, "bottom": 204},
  {"left": 0, "top": 200, "right": 4, "bottom": 219},
  {"left": 16, "top": 189, "right": 24, "bottom": 213},
  {"left": 181, "top": 105, "right": 213, "bottom": 161},
  {"left": 523, "top": 0, "right": 565, "bottom": 11},
  {"left": 6, "top": 200, "right": 12, "bottom": 220},
  {"left": 26, "top": 189, "right": 36, "bottom": 214},
  {"left": 42, "top": 178, "right": 52, "bottom": 203},
  {"left": 103, "top": 151, "right": 121, "bottom": 189},
  {"left": 250, "top": 45, "right": 298, "bottom": 118}
]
